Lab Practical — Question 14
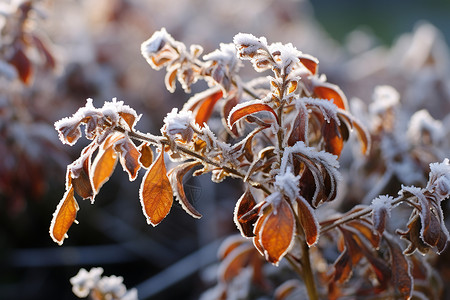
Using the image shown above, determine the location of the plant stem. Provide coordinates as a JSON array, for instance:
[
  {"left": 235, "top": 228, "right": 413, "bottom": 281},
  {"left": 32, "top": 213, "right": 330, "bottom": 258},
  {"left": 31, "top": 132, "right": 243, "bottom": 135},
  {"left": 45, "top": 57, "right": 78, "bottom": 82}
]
[
  {"left": 116, "top": 126, "right": 272, "bottom": 195},
  {"left": 300, "top": 239, "right": 318, "bottom": 300}
]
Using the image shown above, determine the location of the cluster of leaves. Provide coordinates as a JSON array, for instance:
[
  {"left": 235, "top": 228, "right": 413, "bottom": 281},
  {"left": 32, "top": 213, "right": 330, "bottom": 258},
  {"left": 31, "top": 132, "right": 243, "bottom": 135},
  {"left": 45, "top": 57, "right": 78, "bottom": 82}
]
[{"left": 51, "top": 29, "right": 450, "bottom": 299}]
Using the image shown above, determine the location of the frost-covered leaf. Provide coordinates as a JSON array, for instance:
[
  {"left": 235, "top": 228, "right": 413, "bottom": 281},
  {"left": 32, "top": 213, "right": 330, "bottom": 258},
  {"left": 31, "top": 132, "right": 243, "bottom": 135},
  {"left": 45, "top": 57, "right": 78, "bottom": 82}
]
[
  {"left": 162, "top": 108, "right": 196, "bottom": 142},
  {"left": 385, "top": 235, "right": 413, "bottom": 299},
  {"left": 287, "top": 101, "right": 308, "bottom": 146},
  {"left": 169, "top": 161, "right": 202, "bottom": 219},
  {"left": 139, "top": 149, "right": 173, "bottom": 226},
  {"left": 49, "top": 186, "right": 78, "bottom": 245},
  {"left": 114, "top": 137, "right": 141, "bottom": 181},
  {"left": 91, "top": 143, "right": 118, "bottom": 194},
  {"left": 299, "top": 53, "right": 319, "bottom": 75},
  {"left": 297, "top": 196, "right": 319, "bottom": 246},
  {"left": 182, "top": 86, "right": 223, "bottom": 128},
  {"left": 234, "top": 189, "right": 258, "bottom": 238},
  {"left": 371, "top": 195, "right": 393, "bottom": 237},
  {"left": 228, "top": 100, "right": 278, "bottom": 130},
  {"left": 219, "top": 243, "right": 254, "bottom": 283},
  {"left": 70, "top": 144, "right": 96, "bottom": 201},
  {"left": 256, "top": 197, "right": 295, "bottom": 265},
  {"left": 138, "top": 143, "right": 153, "bottom": 169},
  {"left": 311, "top": 79, "right": 348, "bottom": 110}
]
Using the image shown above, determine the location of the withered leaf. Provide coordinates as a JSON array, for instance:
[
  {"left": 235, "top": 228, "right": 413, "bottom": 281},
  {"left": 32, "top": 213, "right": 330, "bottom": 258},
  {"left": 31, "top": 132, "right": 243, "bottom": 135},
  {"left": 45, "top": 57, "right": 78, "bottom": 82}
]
[
  {"left": 322, "top": 118, "right": 344, "bottom": 157},
  {"left": 297, "top": 196, "right": 319, "bottom": 246},
  {"left": 219, "top": 243, "right": 254, "bottom": 283},
  {"left": 194, "top": 88, "right": 223, "bottom": 126},
  {"left": 258, "top": 199, "right": 295, "bottom": 265},
  {"left": 228, "top": 101, "right": 279, "bottom": 130},
  {"left": 139, "top": 149, "right": 173, "bottom": 226},
  {"left": 299, "top": 54, "right": 318, "bottom": 75},
  {"left": 218, "top": 235, "right": 248, "bottom": 260},
  {"left": 165, "top": 64, "right": 178, "bottom": 93},
  {"left": 234, "top": 189, "right": 258, "bottom": 238},
  {"left": 222, "top": 94, "right": 240, "bottom": 137},
  {"left": 138, "top": 143, "right": 153, "bottom": 168},
  {"left": 169, "top": 161, "right": 202, "bottom": 219},
  {"left": 386, "top": 236, "right": 413, "bottom": 299},
  {"left": 115, "top": 137, "right": 141, "bottom": 181},
  {"left": 49, "top": 186, "right": 79, "bottom": 245},
  {"left": 287, "top": 102, "right": 308, "bottom": 146},
  {"left": 70, "top": 146, "right": 95, "bottom": 201},
  {"left": 9, "top": 47, "right": 33, "bottom": 85},
  {"left": 313, "top": 82, "right": 348, "bottom": 111},
  {"left": 91, "top": 145, "right": 117, "bottom": 194}
]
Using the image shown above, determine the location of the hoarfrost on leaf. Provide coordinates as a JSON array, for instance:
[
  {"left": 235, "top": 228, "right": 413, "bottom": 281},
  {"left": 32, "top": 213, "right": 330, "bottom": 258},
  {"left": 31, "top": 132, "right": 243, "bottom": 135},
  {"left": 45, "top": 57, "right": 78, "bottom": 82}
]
[
  {"left": 407, "top": 109, "right": 444, "bottom": 145},
  {"left": 427, "top": 158, "right": 450, "bottom": 200},
  {"left": 162, "top": 108, "right": 196, "bottom": 142},
  {"left": 369, "top": 85, "right": 400, "bottom": 115},
  {"left": 275, "top": 167, "right": 301, "bottom": 200}
]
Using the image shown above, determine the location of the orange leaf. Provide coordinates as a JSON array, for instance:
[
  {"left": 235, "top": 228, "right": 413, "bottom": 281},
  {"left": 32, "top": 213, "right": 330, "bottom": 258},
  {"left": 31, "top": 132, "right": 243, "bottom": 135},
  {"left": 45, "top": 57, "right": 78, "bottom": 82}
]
[
  {"left": 138, "top": 143, "right": 153, "bottom": 168},
  {"left": 115, "top": 137, "right": 141, "bottom": 181},
  {"left": 219, "top": 243, "right": 254, "bottom": 283},
  {"left": 169, "top": 161, "right": 202, "bottom": 219},
  {"left": 313, "top": 82, "right": 348, "bottom": 110},
  {"left": 139, "top": 149, "right": 173, "bottom": 226},
  {"left": 297, "top": 196, "right": 319, "bottom": 246},
  {"left": 258, "top": 199, "right": 295, "bottom": 265},
  {"left": 299, "top": 54, "right": 318, "bottom": 75},
  {"left": 228, "top": 101, "right": 278, "bottom": 130},
  {"left": 322, "top": 118, "right": 344, "bottom": 157},
  {"left": 49, "top": 186, "right": 79, "bottom": 245},
  {"left": 234, "top": 189, "right": 258, "bottom": 237},
  {"left": 91, "top": 145, "right": 118, "bottom": 194},
  {"left": 194, "top": 89, "right": 223, "bottom": 126}
]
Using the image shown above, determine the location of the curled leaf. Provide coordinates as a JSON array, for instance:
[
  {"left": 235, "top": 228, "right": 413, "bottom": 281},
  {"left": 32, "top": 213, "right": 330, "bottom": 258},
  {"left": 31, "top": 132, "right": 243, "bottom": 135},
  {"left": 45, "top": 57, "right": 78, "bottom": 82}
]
[
  {"left": 114, "top": 137, "right": 141, "bottom": 181},
  {"left": 297, "top": 196, "right": 319, "bottom": 246},
  {"left": 234, "top": 189, "right": 258, "bottom": 237},
  {"left": 169, "top": 161, "right": 202, "bottom": 219},
  {"left": 139, "top": 149, "right": 173, "bottom": 226},
  {"left": 228, "top": 100, "right": 278, "bottom": 130}
]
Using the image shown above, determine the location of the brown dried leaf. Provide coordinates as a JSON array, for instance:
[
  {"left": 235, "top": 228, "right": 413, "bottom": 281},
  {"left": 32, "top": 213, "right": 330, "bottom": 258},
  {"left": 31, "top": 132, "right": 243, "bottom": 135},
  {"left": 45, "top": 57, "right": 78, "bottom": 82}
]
[
  {"left": 258, "top": 199, "right": 295, "bottom": 265},
  {"left": 287, "top": 102, "right": 308, "bottom": 146},
  {"left": 299, "top": 54, "right": 318, "bottom": 75},
  {"left": 115, "top": 137, "right": 141, "bottom": 181},
  {"left": 218, "top": 235, "right": 248, "bottom": 259},
  {"left": 91, "top": 144, "right": 118, "bottom": 194},
  {"left": 313, "top": 82, "right": 347, "bottom": 110},
  {"left": 219, "top": 243, "right": 254, "bottom": 283},
  {"left": 169, "top": 161, "right": 202, "bottom": 219},
  {"left": 139, "top": 149, "right": 173, "bottom": 226},
  {"left": 322, "top": 118, "right": 344, "bottom": 157},
  {"left": 165, "top": 64, "right": 178, "bottom": 93},
  {"left": 9, "top": 47, "right": 33, "bottom": 85},
  {"left": 138, "top": 143, "right": 153, "bottom": 168},
  {"left": 49, "top": 186, "right": 79, "bottom": 245},
  {"left": 234, "top": 189, "right": 258, "bottom": 237},
  {"left": 194, "top": 89, "right": 223, "bottom": 126},
  {"left": 386, "top": 236, "right": 413, "bottom": 299},
  {"left": 297, "top": 196, "right": 319, "bottom": 246},
  {"left": 228, "top": 101, "right": 278, "bottom": 130},
  {"left": 71, "top": 147, "right": 95, "bottom": 201}
]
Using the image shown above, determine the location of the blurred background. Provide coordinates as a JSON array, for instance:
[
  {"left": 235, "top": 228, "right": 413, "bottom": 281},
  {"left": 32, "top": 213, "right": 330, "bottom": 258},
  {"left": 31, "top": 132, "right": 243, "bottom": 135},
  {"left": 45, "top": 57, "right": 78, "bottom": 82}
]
[{"left": 1, "top": 0, "right": 449, "bottom": 299}]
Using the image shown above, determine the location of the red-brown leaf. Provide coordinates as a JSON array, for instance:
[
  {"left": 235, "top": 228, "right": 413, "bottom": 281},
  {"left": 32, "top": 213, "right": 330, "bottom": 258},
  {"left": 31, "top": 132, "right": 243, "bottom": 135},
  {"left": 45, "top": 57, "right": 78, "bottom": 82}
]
[
  {"left": 219, "top": 243, "right": 254, "bottom": 283},
  {"left": 258, "top": 199, "right": 295, "bottom": 265},
  {"left": 234, "top": 189, "right": 258, "bottom": 237},
  {"left": 322, "top": 118, "right": 344, "bottom": 157},
  {"left": 138, "top": 143, "right": 153, "bottom": 168},
  {"left": 386, "top": 236, "right": 412, "bottom": 299},
  {"left": 297, "top": 196, "right": 319, "bottom": 246},
  {"left": 49, "top": 186, "right": 78, "bottom": 245},
  {"left": 222, "top": 94, "right": 240, "bottom": 136},
  {"left": 313, "top": 82, "right": 347, "bottom": 110},
  {"left": 228, "top": 101, "right": 278, "bottom": 130},
  {"left": 9, "top": 47, "right": 33, "bottom": 85},
  {"left": 115, "top": 137, "right": 141, "bottom": 181},
  {"left": 194, "top": 89, "right": 223, "bottom": 126},
  {"left": 139, "top": 150, "right": 173, "bottom": 226},
  {"left": 299, "top": 54, "right": 318, "bottom": 75},
  {"left": 169, "top": 161, "right": 202, "bottom": 219}
]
